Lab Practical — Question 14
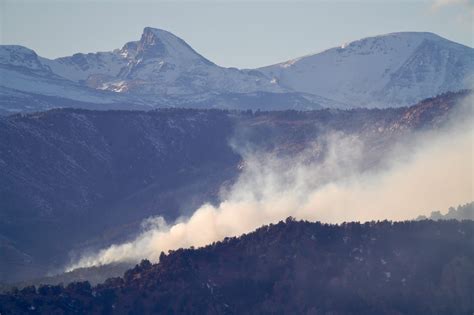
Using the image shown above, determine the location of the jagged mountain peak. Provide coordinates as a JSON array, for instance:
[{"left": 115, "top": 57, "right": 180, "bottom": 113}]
[{"left": 119, "top": 27, "right": 213, "bottom": 65}]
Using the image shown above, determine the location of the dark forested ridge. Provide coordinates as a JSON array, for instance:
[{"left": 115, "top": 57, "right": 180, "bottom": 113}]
[
  {"left": 0, "top": 90, "right": 471, "bottom": 283},
  {"left": 1, "top": 219, "right": 473, "bottom": 314}
]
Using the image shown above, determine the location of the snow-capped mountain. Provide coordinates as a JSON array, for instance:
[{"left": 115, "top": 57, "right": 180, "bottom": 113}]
[
  {"left": 1, "top": 28, "right": 323, "bottom": 113},
  {"left": 259, "top": 32, "right": 474, "bottom": 108},
  {"left": 0, "top": 28, "right": 473, "bottom": 113},
  {"left": 35, "top": 28, "right": 282, "bottom": 97},
  {"left": 0, "top": 45, "right": 147, "bottom": 114}
]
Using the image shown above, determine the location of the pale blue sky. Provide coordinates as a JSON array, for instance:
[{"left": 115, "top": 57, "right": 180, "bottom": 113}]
[{"left": 1, "top": 0, "right": 473, "bottom": 68}]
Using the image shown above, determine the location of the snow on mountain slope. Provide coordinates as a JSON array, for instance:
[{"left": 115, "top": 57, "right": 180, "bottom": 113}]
[
  {"left": 0, "top": 28, "right": 298, "bottom": 113},
  {"left": 40, "top": 51, "right": 127, "bottom": 84},
  {"left": 259, "top": 32, "right": 474, "bottom": 107},
  {"left": 0, "top": 66, "right": 116, "bottom": 103},
  {"left": 97, "top": 28, "right": 283, "bottom": 96},
  {"left": 0, "top": 45, "right": 51, "bottom": 73},
  {"left": 0, "top": 45, "right": 134, "bottom": 108},
  {"left": 40, "top": 27, "right": 283, "bottom": 96},
  {"left": 1, "top": 29, "right": 472, "bottom": 113}
]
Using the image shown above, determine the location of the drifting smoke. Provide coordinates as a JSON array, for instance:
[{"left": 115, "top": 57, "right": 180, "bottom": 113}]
[{"left": 70, "top": 97, "right": 474, "bottom": 270}]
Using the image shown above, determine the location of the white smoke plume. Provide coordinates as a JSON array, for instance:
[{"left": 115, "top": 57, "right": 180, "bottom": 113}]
[{"left": 69, "top": 99, "right": 474, "bottom": 270}]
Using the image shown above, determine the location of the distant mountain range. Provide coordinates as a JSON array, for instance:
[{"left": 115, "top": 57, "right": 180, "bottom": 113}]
[{"left": 1, "top": 28, "right": 472, "bottom": 113}]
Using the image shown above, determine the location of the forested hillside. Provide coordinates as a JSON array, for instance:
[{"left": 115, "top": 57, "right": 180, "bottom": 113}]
[
  {"left": 1, "top": 219, "right": 473, "bottom": 314},
  {"left": 0, "top": 91, "right": 470, "bottom": 283}
]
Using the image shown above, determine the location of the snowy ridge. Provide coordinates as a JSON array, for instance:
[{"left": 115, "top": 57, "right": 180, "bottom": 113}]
[
  {"left": 41, "top": 52, "right": 127, "bottom": 83},
  {"left": 0, "top": 45, "right": 49, "bottom": 72},
  {"left": 259, "top": 32, "right": 474, "bottom": 107},
  {"left": 0, "top": 29, "right": 473, "bottom": 112}
]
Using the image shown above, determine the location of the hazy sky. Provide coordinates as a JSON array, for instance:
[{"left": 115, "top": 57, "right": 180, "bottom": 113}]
[{"left": 1, "top": 0, "right": 473, "bottom": 68}]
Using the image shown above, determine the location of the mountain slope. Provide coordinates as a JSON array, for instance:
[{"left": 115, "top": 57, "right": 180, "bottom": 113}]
[
  {"left": 1, "top": 219, "right": 473, "bottom": 314},
  {"left": 0, "top": 46, "right": 149, "bottom": 114},
  {"left": 259, "top": 32, "right": 474, "bottom": 108},
  {"left": 0, "top": 91, "right": 469, "bottom": 283},
  {"left": 0, "top": 109, "right": 241, "bottom": 282}
]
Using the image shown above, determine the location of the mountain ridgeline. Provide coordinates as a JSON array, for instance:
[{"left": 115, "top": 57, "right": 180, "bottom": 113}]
[
  {"left": 0, "top": 28, "right": 473, "bottom": 113},
  {"left": 0, "top": 90, "right": 470, "bottom": 284},
  {"left": 1, "top": 219, "right": 473, "bottom": 314}
]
